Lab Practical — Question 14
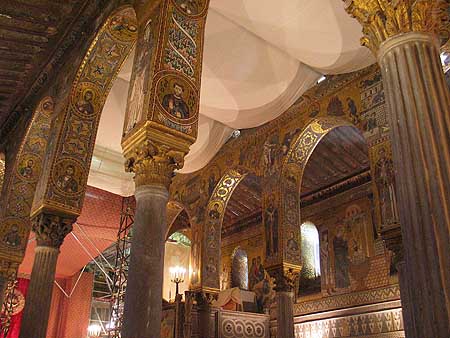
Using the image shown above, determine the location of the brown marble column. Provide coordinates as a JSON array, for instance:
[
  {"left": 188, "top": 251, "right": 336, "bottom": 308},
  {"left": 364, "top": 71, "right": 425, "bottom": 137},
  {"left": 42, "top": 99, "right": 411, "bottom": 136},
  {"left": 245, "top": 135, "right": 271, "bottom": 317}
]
[
  {"left": 378, "top": 32, "right": 450, "bottom": 337},
  {"left": 19, "top": 213, "right": 74, "bottom": 338},
  {"left": 345, "top": 2, "right": 450, "bottom": 337},
  {"left": 121, "top": 139, "right": 185, "bottom": 338},
  {"left": 269, "top": 267, "right": 298, "bottom": 338},
  {"left": 121, "top": 184, "right": 168, "bottom": 337}
]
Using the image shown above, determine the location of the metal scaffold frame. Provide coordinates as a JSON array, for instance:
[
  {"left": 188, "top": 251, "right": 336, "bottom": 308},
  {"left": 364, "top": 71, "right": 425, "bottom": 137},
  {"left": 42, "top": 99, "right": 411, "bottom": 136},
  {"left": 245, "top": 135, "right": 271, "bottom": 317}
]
[{"left": 107, "top": 196, "right": 135, "bottom": 338}]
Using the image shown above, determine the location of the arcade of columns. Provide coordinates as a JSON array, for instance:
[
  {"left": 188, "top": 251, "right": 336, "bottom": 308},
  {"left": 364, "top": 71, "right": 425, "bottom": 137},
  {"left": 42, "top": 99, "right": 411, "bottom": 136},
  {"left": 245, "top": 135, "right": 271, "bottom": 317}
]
[{"left": 0, "top": 1, "right": 448, "bottom": 338}]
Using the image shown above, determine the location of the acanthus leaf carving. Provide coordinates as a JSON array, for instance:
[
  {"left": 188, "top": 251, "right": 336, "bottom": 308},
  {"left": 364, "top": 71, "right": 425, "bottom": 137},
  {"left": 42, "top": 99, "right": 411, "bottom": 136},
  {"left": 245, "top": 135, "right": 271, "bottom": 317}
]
[{"left": 345, "top": 0, "right": 449, "bottom": 54}]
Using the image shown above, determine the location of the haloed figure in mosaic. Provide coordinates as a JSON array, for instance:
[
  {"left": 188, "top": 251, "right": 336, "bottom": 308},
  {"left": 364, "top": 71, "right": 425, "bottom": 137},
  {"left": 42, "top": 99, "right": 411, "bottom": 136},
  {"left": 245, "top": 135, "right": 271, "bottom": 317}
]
[
  {"left": 375, "top": 148, "right": 398, "bottom": 227},
  {"left": 56, "top": 164, "right": 79, "bottom": 193},
  {"left": 162, "top": 82, "right": 190, "bottom": 119}
]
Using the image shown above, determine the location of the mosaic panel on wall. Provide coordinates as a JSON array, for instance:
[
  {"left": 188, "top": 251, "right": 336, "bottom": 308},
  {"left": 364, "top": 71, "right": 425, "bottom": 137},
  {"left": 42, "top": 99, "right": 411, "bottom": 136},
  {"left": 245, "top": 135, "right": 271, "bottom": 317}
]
[
  {"left": 31, "top": 7, "right": 137, "bottom": 216},
  {"left": 170, "top": 65, "right": 395, "bottom": 290},
  {"left": 0, "top": 97, "right": 54, "bottom": 266}
]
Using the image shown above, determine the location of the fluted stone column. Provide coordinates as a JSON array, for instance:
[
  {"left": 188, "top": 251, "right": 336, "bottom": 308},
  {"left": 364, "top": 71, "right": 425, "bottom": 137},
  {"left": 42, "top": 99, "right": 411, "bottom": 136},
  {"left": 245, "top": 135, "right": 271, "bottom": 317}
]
[
  {"left": 19, "top": 213, "right": 74, "bottom": 338},
  {"left": 378, "top": 32, "right": 450, "bottom": 337},
  {"left": 345, "top": 2, "right": 450, "bottom": 337},
  {"left": 121, "top": 184, "right": 168, "bottom": 337}
]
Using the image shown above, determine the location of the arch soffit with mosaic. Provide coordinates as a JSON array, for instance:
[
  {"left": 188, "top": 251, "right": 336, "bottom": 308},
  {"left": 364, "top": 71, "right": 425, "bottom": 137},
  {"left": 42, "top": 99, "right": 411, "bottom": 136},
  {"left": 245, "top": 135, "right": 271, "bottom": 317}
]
[
  {"left": 0, "top": 97, "right": 56, "bottom": 268},
  {"left": 198, "top": 167, "right": 260, "bottom": 291},
  {"left": 276, "top": 117, "right": 354, "bottom": 268},
  {"left": 30, "top": 6, "right": 138, "bottom": 218}
]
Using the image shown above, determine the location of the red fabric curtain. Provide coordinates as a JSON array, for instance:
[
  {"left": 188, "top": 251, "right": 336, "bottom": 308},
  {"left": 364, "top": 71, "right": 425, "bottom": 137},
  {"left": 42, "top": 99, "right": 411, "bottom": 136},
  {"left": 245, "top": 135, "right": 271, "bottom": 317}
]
[{"left": 5, "top": 278, "right": 29, "bottom": 338}]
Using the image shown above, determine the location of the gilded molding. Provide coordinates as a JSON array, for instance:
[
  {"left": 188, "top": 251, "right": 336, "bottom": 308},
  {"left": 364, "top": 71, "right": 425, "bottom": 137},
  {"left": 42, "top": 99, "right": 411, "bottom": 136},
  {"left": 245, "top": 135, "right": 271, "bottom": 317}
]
[
  {"left": 345, "top": 0, "right": 449, "bottom": 54},
  {"left": 31, "top": 213, "right": 75, "bottom": 248}
]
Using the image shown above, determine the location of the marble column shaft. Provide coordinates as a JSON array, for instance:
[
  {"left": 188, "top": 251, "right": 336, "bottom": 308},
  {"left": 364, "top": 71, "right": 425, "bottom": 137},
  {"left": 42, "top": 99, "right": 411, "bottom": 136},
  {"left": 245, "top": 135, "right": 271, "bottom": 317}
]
[
  {"left": 121, "top": 185, "right": 169, "bottom": 338},
  {"left": 276, "top": 291, "right": 294, "bottom": 338},
  {"left": 378, "top": 32, "right": 450, "bottom": 337},
  {"left": 19, "top": 246, "right": 59, "bottom": 338}
]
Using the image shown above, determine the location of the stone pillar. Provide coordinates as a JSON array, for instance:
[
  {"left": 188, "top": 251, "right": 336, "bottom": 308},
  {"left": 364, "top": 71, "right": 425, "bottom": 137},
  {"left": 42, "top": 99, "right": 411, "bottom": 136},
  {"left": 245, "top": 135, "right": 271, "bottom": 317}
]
[
  {"left": 269, "top": 267, "right": 298, "bottom": 338},
  {"left": 379, "top": 31, "right": 450, "bottom": 337},
  {"left": 19, "top": 213, "right": 74, "bottom": 338},
  {"left": 275, "top": 291, "right": 294, "bottom": 338},
  {"left": 121, "top": 184, "right": 168, "bottom": 337},
  {"left": 121, "top": 139, "right": 186, "bottom": 338},
  {"left": 345, "top": 2, "right": 450, "bottom": 337}
]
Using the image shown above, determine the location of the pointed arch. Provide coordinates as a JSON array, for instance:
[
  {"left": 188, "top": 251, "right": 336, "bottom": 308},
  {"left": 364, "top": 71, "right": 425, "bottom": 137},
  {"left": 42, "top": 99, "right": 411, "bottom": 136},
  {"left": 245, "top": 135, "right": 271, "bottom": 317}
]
[
  {"left": 278, "top": 117, "right": 353, "bottom": 268},
  {"left": 0, "top": 97, "right": 55, "bottom": 270},
  {"left": 31, "top": 6, "right": 137, "bottom": 218},
  {"left": 197, "top": 168, "right": 253, "bottom": 290}
]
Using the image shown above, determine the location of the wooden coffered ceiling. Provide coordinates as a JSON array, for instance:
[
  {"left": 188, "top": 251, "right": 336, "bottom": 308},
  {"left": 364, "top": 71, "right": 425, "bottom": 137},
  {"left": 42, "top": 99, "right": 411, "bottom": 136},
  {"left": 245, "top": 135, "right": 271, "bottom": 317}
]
[
  {"left": 221, "top": 126, "right": 370, "bottom": 236},
  {"left": 0, "top": 0, "right": 88, "bottom": 130},
  {"left": 301, "top": 126, "right": 370, "bottom": 197}
]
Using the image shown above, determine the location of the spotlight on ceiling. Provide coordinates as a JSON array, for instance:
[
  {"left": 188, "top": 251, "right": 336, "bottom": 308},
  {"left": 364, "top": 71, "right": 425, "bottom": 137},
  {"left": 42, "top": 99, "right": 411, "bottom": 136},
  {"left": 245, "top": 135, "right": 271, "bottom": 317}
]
[{"left": 317, "top": 75, "right": 326, "bottom": 84}]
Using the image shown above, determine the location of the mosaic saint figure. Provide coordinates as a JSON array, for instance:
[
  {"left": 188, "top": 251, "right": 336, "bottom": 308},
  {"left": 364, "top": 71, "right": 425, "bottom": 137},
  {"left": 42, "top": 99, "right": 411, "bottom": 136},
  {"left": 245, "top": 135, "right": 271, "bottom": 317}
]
[
  {"left": 162, "top": 83, "right": 190, "bottom": 119},
  {"left": 56, "top": 164, "right": 78, "bottom": 193},
  {"left": 75, "top": 90, "right": 94, "bottom": 116},
  {"left": 320, "top": 231, "right": 333, "bottom": 294},
  {"left": 333, "top": 227, "right": 350, "bottom": 289},
  {"left": 346, "top": 97, "right": 359, "bottom": 124},
  {"left": 125, "top": 22, "right": 151, "bottom": 134},
  {"left": 220, "top": 265, "right": 230, "bottom": 290},
  {"left": 286, "top": 231, "right": 299, "bottom": 259},
  {"left": 375, "top": 148, "right": 398, "bottom": 226},
  {"left": 209, "top": 203, "right": 220, "bottom": 221},
  {"left": 249, "top": 258, "right": 257, "bottom": 290},
  {"left": 256, "top": 256, "right": 265, "bottom": 283},
  {"left": 264, "top": 200, "right": 279, "bottom": 256},
  {"left": 3, "top": 224, "right": 21, "bottom": 247},
  {"left": 19, "top": 159, "right": 34, "bottom": 179}
]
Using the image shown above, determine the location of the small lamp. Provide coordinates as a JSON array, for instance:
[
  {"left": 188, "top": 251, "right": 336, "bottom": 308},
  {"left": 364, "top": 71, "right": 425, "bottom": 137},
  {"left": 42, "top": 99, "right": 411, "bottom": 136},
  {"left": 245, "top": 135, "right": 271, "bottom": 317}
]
[
  {"left": 87, "top": 324, "right": 101, "bottom": 338},
  {"left": 169, "top": 266, "right": 186, "bottom": 298}
]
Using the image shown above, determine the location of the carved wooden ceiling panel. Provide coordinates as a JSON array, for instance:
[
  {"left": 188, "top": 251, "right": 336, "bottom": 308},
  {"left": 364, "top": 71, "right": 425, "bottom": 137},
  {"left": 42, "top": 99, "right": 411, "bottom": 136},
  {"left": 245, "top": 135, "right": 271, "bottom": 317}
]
[
  {"left": 222, "top": 174, "right": 262, "bottom": 236},
  {"left": 222, "top": 126, "right": 369, "bottom": 236},
  {"left": 0, "top": 0, "right": 87, "bottom": 128},
  {"left": 301, "top": 126, "right": 369, "bottom": 197}
]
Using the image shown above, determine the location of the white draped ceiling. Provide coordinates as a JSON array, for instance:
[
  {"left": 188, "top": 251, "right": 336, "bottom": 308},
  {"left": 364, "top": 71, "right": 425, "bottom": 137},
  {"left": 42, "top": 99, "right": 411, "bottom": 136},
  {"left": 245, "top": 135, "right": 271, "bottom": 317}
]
[{"left": 90, "top": 0, "right": 374, "bottom": 195}]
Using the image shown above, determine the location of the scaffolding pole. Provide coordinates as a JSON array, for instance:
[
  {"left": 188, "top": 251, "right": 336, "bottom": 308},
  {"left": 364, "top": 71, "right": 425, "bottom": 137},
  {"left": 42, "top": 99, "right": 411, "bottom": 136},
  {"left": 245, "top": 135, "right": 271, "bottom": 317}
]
[{"left": 107, "top": 196, "right": 135, "bottom": 338}]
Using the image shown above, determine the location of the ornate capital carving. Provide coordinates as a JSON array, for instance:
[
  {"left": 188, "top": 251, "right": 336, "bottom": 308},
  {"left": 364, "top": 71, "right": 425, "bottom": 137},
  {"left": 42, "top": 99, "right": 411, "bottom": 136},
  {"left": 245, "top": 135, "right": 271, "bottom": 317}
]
[
  {"left": 268, "top": 266, "right": 300, "bottom": 292},
  {"left": 124, "top": 139, "right": 186, "bottom": 188},
  {"left": 31, "top": 213, "right": 75, "bottom": 248},
  {"left": 380, "top": 223, "right": 404, "bottom": 263},
  {"left": 344, "top": 0, "right": 449, "bottom": 54}
]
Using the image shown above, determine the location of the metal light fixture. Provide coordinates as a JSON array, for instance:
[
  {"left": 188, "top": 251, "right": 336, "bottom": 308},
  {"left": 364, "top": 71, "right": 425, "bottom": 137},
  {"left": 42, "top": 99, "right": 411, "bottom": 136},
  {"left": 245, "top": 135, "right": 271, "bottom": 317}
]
[
  {"left": 169, "top": 266, "right": 186, "bottom": 298},
  {"left": 87, "top": 324, "right": 102, "bottom": 338}
]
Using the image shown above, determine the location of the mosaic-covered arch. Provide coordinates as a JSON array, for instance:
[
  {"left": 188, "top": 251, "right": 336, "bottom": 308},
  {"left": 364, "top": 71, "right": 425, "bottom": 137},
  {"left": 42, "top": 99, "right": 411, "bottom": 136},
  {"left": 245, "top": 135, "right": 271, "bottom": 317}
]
[
  {"left": 197, "top": 169, "right": 248, "bottom": 291},
  {"left": 278, "top": 117, "right": 353, "bottom": 268},
  {"left": 31, "top": 6, "right": 138, "bottom": 218},
  {"left": 0, "top": 97, "right": 55, "bottom": 273}
]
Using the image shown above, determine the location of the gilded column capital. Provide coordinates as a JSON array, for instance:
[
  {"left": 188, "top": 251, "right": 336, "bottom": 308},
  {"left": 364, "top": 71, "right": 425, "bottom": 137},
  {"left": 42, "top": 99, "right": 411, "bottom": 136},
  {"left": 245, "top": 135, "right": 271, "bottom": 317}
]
[
  {"left": 31, "top": 213, "right": 75, "bottom": 249},
  {"left": 344, "top": 0, "right": 449, "bottom": 54},
  {"left": 267, "top": 265, "right": 300, "bottom": 293},
  {"left": 124, "top": 139, "right": 186, "bottom": 189}
]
